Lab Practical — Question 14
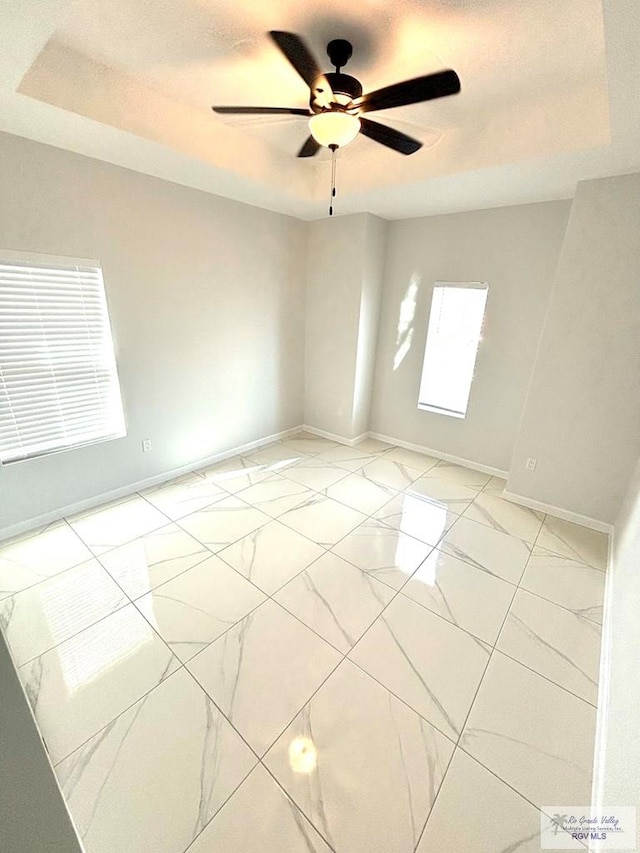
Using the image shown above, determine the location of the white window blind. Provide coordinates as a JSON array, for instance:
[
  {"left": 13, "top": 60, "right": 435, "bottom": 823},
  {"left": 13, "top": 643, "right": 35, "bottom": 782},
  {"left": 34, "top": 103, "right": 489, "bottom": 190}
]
[
  {"left": 418, "top": 282, "right": 488, "bottom": 418},
  {"left": 0, "top": 252, "right": 126, "bottom": 464}
]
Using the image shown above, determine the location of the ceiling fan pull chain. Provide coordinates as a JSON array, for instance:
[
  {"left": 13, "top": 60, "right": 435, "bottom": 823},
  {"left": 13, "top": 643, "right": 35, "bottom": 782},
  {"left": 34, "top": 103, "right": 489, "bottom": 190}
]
[{"left": 329, "top": 144, "right": 338, "bottom": 216}]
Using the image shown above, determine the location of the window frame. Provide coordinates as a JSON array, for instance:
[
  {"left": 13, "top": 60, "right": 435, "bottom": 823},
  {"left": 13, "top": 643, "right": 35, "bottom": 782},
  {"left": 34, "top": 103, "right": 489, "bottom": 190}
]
[
  {"left": 0, "top": 249, "right": 127, "bottom": 465},
  {"left": 417, "top": 280, "right": 488, "bottom": 420}
]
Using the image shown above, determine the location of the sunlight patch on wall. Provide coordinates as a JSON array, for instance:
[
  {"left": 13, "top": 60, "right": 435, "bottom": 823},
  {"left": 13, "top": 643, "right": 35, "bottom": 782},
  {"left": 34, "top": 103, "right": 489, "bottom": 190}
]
[{"left": 393, "top": 274, "right": 419, "bottom": 371}]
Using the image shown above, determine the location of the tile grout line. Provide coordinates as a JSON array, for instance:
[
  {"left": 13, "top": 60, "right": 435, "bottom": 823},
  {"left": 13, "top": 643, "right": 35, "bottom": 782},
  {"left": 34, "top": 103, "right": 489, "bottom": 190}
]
[
  {"left": 171, "top": 463, "right": 597, "bottom": 851},
  {"left": 180, "top": 752, "right": 341, "bottom": 853},
  {"left": 181, "top": 633, "right": 349, "bottom": 853},
  {"left": 51, "top": 580, "right": 293, "bottom": 774},
  {"left": 15, "top": 511, "right": 228, "bottom": 668},
  {"left": 457, "top": 509, "right": 546, "bottom": 731},
  {"left": 317, "top": 479, "right": 506, "bottom": 852},
  {"left": 1, "top": 439, "right": 606, "bottom": 853},
  {"left": 411, "top": 520, "right": 532, "bottom": 851},
  {"left": 14, "top": 496, "right": 594, "bottom": 853},
  {"left": 63, "top": 443, "right": 319, "bottom": 561},
  {"left": 163, "top": 448, "right": 458, "bottom": 850},
  {"left": 48, "top": 602, "right": 335, "bottom": 853},
  {"left": 163, "top": 445, "right": 389, "bottom": 851},
  {"left": 1, "top": 448, "right": 561, "bottom": 602},
  {"left": 420, "top": 514, "right": 548, "bottom": 837},
  {"left": 452, "top": 741, "right": 590, "bottom": 851},
  {"left": 52, "top": 446, "right": 482, "bottom": 848},
  {"left": 6, "top": 456, "right": 597, "bottom": 696},
  {"left": 104, "top": 474, "right": 372, "bottom": 797},
  {"left": 409, "top": 735, "right": 458, "bottom": 853},
  {"left": 6, "top": 456, "right": 587, "bottom": 697},
  {"left": 508, "top": 584, "right": 604, "bottom": 629},
  {"left": 487, "top": 648, "right": 599, "bottom": 709},
  {"left": 49, "top": 660, "right": 187, "bottom": 768},
  {"left": 3, "top": 473, "right": 416, "bottom": 609},
  {"left": 81, "top": 472, "right": 371, "bottom": 692},
  {"left": 167, "top": 439, "right": 368, "bottom": 850},
  {"left": 412, "top": 505, "right": 597, "bottom": 851},
  {"left": 493, "top": 511, "right": 603, "bottom": 703},
  {"left": 396, "top": 552, "right": 603, "bottom": 652}
]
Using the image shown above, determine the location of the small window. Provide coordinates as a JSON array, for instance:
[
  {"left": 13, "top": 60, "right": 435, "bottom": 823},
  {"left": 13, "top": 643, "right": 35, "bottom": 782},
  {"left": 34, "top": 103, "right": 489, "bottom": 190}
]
[
  {"left": 418, "top": 281, "right": 488, "bottom": 419},
  {"left": 0, "top": 251, "right": 126, "bottom": 464}
]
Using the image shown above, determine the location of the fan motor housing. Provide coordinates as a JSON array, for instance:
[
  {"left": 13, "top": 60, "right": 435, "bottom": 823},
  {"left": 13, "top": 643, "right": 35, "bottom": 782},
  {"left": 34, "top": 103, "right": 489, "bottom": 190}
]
[
  {"left": 311, "top": 72, "right": 363, "bottom": 111},
  {"left": 327, "top": 38, "right": 353, "bottom": 70}
]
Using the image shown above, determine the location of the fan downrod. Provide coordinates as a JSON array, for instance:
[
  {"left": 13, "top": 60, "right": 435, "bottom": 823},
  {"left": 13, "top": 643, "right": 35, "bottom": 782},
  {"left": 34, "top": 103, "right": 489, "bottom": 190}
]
[{"left": 327, "top": 39, "right": 353, "bottom": 72}]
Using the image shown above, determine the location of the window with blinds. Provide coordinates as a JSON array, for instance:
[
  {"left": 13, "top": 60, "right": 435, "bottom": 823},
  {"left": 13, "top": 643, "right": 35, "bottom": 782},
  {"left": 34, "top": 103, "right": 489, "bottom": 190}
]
[
  {"left": 0, "top": 251, "right": 126, "bottom": 464},
  {"left": 418, "top": 281, "right": 488, "bottom": 418}
]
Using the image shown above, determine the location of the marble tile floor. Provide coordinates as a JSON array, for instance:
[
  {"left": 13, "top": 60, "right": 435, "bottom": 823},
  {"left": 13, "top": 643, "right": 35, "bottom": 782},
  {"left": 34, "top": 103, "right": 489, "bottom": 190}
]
[{"left": 0, "top": 433, "right": 609, "bottom": 853}]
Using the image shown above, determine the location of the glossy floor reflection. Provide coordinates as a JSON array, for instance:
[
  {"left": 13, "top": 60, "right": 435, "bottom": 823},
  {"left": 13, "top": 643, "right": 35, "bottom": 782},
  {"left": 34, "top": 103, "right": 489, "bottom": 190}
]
[{"left": 0, "top": 433, "right": 608, "bottom": 853}]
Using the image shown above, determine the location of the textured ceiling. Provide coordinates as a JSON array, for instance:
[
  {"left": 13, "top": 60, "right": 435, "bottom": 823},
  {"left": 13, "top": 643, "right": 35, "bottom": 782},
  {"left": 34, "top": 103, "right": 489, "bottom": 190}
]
[{"left": 1, "top": 0, "right": 639, "bottom": 219}]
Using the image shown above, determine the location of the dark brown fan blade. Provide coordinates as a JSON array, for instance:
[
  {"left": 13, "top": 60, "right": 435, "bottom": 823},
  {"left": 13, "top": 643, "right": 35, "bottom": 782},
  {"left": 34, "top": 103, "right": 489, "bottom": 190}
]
[
  {"left": 358, "top": 118, "right": 422, "bottom": 155},
  {"left": 297, "top": 136, "right": 321, "bottom": 158},
  {"left": 354, "top": 69, "right": 460, "bottom": 114},
  {"left": 269, "top": 31, "right": 333, "bottom": 101},
  {"left": 212, "top": 106, "right": 309, "bottom": 116}
]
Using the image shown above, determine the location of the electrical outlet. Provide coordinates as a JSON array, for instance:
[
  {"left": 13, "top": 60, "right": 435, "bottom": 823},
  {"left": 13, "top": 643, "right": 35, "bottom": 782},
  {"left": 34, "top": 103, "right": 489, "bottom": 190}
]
[
  {"left": 525, "top": 457, "right": 537, "bottom": 471},
  {"left": 142, "top": 439, "right": 152, "bottom": 453}
]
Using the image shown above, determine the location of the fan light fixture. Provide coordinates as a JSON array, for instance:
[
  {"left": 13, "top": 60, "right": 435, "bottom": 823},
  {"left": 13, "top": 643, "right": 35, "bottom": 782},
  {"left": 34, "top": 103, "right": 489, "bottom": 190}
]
[
  {"left": 212, "top": 31, "right": 461, "bottom": 215},
  {"left": 309, "top": 112, "right": 361, "bottom": 149}
]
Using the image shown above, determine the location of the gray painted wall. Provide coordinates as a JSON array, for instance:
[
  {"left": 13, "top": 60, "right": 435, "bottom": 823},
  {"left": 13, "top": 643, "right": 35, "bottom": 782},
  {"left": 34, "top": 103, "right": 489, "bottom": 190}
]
[
  {"left": 369, "top": 201, "right": 571, "bottom": 472},
  {"left": 0, "top": 631, "right": 83, "bottom": 852},
  {"left": 304, "top": 213, "right": 386, "bottom": 439},
  {"left": 352, "top": 214, "right": 387, "bottom": 437},
  {"left": 595, "top": 458, "right": 640, "bottom": 848},
  {"left": 2, "top": 132, "right": 638, "bottom": 531},
  {"left": 0, "top": 133, "right": 306, "bottom": 532},
  {"left": 3, "top": 133, "right": 640, "bottom": 851},
  {"left": 508, "top": 174, "right": 640, "bottom": 523}
]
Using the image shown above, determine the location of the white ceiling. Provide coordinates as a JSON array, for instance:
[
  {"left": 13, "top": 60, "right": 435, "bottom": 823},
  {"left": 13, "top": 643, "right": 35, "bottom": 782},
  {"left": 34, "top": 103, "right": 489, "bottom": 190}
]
[{"left": 2, "top": 0, "right": 639, "bottom": 219}]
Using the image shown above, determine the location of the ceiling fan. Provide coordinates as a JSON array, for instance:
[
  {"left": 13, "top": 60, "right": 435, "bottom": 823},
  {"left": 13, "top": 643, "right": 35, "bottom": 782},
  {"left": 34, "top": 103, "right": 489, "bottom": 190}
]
[{"left": 212, "top": 31, "right": 460, "bottom": 157}]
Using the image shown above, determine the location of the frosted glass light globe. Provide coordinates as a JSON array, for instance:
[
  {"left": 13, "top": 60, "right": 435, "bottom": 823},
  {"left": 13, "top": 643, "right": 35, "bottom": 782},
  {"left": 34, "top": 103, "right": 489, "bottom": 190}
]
[{"left": 309, "top": 112, "right": 361, "bottom": 148}]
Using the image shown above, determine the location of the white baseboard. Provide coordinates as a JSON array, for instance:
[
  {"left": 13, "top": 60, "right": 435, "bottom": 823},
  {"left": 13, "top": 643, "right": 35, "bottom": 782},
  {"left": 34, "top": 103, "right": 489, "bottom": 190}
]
[
  {"left": 0, "top": 425, "right": 301, "bottom": 543},
  {"left": 301, "top": 424, "right": 368, "bottom": 447},
  {"left": 589, "top": 531, "right": 616, "bottom": 829},
  {"left": 367, "top": 431, "right": 509, "bottom": 479},
  {"left": 4, "top": 419, "right": 613, "bottom": 542},
  {"left": 368, "top": 431, "right": 612, "bottom": 532},
  {"left": 502, "top": 489, "right": 612, "bottom": 534}
]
